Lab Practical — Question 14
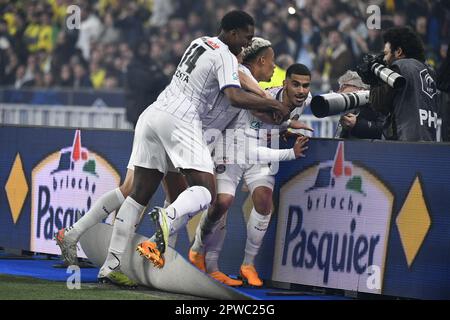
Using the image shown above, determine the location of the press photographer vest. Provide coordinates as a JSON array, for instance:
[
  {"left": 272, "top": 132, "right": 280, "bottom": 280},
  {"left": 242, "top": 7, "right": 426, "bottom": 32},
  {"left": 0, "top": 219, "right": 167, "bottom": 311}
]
[{"left": 388, "top": 58, "right": 438, "bottom": 141}]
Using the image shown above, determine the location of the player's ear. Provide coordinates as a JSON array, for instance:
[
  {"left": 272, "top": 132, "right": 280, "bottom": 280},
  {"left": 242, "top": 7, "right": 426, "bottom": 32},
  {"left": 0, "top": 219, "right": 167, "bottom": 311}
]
[{"left": 259, "top": 55, "right": 265, "bottom": 65}]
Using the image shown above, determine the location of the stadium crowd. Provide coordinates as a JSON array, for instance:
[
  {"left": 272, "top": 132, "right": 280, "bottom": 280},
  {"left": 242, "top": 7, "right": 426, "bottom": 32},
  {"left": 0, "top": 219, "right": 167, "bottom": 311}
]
[{"left": 0, "top": 0, "right": 448, "bottom": 94}]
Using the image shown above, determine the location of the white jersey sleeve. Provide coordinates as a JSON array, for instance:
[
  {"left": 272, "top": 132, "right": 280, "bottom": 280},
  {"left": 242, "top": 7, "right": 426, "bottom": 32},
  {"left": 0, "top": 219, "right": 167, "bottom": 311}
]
[{"left": 215, "top": 50, "right": 241, "bottom": 91}]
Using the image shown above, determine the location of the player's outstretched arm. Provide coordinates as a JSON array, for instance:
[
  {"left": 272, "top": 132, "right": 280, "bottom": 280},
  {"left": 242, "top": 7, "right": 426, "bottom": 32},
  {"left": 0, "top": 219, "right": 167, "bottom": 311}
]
[{"left": 248, "top": 136, "right": 309, "bottom": 162}]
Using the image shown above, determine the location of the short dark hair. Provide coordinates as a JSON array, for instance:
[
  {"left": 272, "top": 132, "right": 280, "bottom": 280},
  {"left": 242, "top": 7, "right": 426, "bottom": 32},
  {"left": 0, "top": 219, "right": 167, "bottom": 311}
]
[
  {"left": 220, "top": 10, "right": 255, "bottom": 32},
  {"left": 286, "top": 63, "right": 311, "bottom": 78},
  {"left": 383, "top": 26, "right": 425, "bottom": 62}
]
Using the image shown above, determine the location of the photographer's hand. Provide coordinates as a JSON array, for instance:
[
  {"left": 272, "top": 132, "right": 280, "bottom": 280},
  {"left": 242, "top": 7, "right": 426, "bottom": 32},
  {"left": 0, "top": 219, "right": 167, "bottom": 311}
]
[{"left": 340, "top": 113, "right": 357, "bottom": 129}]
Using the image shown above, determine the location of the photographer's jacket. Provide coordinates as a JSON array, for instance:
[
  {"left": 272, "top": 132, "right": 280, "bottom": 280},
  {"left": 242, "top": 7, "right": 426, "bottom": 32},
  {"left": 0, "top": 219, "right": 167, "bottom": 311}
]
[{"left": 370, "top": 58, "right": 438, "bottom": 141}]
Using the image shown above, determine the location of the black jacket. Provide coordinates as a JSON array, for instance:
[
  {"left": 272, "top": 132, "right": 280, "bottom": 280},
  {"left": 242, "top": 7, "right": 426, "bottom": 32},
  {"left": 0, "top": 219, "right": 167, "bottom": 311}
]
[
  {"left": 340, "top": 105, "right": 384, "bottom": 139},
  {"left": 125, "top": 57, "right": 169, "bottom": 127}
]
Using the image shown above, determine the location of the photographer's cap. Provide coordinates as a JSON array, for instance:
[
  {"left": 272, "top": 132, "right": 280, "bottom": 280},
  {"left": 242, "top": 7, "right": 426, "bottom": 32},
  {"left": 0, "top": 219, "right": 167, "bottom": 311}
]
[{"left": 338, "top": 71, "right": 370, "bottom": 90}]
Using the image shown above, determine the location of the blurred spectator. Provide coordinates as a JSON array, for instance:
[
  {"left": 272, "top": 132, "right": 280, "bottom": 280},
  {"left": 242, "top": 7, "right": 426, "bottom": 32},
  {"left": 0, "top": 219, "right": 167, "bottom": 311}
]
[
  {"left": 0, "top": 0, "right": 447, "bottom": 98},
  {"left": 98, "top": 11, "right": 120, "bottom": 45},
  {"left": 261, "top": 20, "right": 293, "bottom": 56},
  {"left": 89, "top": 61, "right": 106, "bottom": 89},
  {"left": 150, "top": 0, "right": 174, "bottom": 27},
  {"left": 76, "top": 3, "right": 102, "bottom": 60},
  {"left": 317, "top": 30, "right": 353, "bottom": 92},
  {"left": 57, "top": 64, "right": 73, "bottom": 87},
  {"left": 367, "top": 29, "right": 383, "bottom": 53},
  {"left": 14, "top": 64, "right": 34, "bottom": 88},
  {"left": 115, "top": 2, "right": 146, "bottom": 48},
  {"left": 295, "top": 16, "right": 321, "bottom": 70},
  {"left": 125, "top": 40, "right": 169, "bottom": 127},
  {"left": 37, "top": 10, "right": 55, "bottom": 53},
  {"left": 392, "top": 11, "right": 408, "bottom": 27},
  {"left": 73, "top": 62, "right": 92, "bottom": 88},
  {"left": 103, "top": 73, "right": 119, "bottom": 89}
]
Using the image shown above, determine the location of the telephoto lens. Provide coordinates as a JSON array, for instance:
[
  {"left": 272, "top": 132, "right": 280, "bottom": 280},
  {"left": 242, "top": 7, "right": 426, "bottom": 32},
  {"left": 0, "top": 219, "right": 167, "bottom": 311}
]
[
  {"left": 311, "top": 90, "right": 370, "bottom": 118},
  {"left": 370, "top": 63, "right": 406, "bottom": 89}
]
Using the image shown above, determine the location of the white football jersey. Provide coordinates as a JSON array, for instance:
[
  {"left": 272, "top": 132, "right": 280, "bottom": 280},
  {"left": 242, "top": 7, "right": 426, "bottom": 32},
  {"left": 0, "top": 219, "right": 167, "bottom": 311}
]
[
  {"left": 228, "top": 65, "right": 311, "bottom": 142},
  {"left": 153, "top": 36, "right": 241, "bottom": 125}
]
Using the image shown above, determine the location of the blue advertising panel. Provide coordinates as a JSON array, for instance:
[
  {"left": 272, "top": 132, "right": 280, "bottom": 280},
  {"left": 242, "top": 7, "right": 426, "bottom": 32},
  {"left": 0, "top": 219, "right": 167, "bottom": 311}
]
[
  {"left": 273, "top": 138, "right": 450, "bottom": 299},
  {"left": 2, "top": 125, "right": 450, "bottom": 299}
]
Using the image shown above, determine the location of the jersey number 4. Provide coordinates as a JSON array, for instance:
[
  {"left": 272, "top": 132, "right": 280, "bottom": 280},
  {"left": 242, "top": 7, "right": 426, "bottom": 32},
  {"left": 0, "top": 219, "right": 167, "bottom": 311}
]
[{"left": 179, "top": 44, "right": 206, "bottom": 74}]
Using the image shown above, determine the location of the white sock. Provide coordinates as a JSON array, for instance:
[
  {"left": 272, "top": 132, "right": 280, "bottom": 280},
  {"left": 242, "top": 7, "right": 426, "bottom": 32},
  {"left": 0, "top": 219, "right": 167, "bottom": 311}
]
[
  {"left": 65, "top": 188, "right": 125, "bottom": 242},
  {"left": 205, "top": 212, "right": 227, "bottom": 273},
  {"left": 164, "top": 186, "right": 211, "bottom": 231},
  {"left": 243, "top": 208, "right": 271, "bottom": 266},
  {"left": 191, "top": 207, "right": 224, "bottom": 254},
  {"left": 103, "top": 197, "right": 144, "bottom": 271}
]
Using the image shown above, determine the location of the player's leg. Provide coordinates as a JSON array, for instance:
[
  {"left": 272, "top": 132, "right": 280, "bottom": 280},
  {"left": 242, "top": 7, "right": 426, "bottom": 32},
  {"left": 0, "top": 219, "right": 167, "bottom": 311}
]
[
  {"left": 190, "top": 192, "right": 233, "bottom": 271},
  {"left": 203, "top": 208, "right": 243, "bottom": 287},
  {"left": 240, "top": 168, "right": 275, "bottom": 287},
  {"left": 137, "top": 113, "right": 216, "bottom": 267},
  {"left": 189, "top": 164, "right": 240, "bottom": 269},
  {"left": 190, "top": 164, "right": 243, "bottom": 286},
  {"left": 146, "top": 171, "right": 189, "bottom": 248},
  {"left": 55, "top": 168, "right": 134, "bottom": 266},
  {"left": 99, "top": 109, "right": 167, "bottom": 283},
  {"left": 99, "top": 166, "right": 164, "bottom": 285},
  {"left": 138, "top": 168, "right": 215, "bottom": 267}
]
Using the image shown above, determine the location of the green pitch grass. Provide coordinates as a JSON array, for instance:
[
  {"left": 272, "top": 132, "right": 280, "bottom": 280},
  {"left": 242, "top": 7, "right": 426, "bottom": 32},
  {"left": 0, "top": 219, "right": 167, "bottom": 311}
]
[{"left": 0, "top": 274, "right": 205, "bottom": 300}]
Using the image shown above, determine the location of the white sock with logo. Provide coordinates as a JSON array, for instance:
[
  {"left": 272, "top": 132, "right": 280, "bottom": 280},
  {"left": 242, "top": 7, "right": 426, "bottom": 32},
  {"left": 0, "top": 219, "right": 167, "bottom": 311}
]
[
  {"left": 243, "top": 208, "right": 271, "bottom": 266},
  {"left": 163, "top": 186, "right": 212, "bottom": 231},
  {"left": 205, "top": 212, "right": 227, "bottom": 273},
  {"left": 65, "top": 188, "right": 125, "bottom": 242},
  {"left": 103, "top": 197, "right": 144, "bottom": 272}
]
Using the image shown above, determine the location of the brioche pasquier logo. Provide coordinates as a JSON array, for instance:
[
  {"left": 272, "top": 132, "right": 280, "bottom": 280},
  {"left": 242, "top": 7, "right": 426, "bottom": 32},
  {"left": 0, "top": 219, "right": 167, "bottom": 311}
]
[
  {"left": 273, "top": 142, "right": 393, "bottom": 294},
  {"left": 30, "top": 130, "right": 120, "bottom": 257}
]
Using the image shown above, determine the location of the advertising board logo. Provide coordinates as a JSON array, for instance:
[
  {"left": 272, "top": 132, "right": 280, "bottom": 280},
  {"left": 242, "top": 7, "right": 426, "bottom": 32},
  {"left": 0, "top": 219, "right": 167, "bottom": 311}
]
[
  {"left": 273, "top": 142, "right": 393, "bottom": 294},
  {"left": 30, "top": 130, "right": 120, "bottom": 257}
]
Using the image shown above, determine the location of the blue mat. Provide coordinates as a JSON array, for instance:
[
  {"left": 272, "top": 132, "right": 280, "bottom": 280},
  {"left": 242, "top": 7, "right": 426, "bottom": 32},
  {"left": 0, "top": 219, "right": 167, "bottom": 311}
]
[
  {"left": 0, "top": 259, "right": 99, "bottom": 283},
  {"left": 0, "top": 258, "right": 350, "bottom": 300}
]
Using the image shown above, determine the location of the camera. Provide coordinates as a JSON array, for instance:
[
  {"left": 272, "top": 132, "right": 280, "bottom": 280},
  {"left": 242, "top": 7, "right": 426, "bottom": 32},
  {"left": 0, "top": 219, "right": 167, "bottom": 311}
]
[
  {"left": 311, "top": 90, "right": 370, "bottom": 118},
  {"left": 358, "top": 53, "right": 406, "bottom": 89}
]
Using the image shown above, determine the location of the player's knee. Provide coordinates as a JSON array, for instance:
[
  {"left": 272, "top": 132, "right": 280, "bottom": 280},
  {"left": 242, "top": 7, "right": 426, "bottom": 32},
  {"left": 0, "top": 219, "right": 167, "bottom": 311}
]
[
  {"left": 254, "top": 202, "right": 272, "bottom": 215},
  {"left": 209, "top": 194, "right": 232, "bottom": 221},
  {"left": 253, "top": 196, "right": 272, "bottom": 214},
  {"left": 252, "top": 188, "right": 273, "bottom": 215}
]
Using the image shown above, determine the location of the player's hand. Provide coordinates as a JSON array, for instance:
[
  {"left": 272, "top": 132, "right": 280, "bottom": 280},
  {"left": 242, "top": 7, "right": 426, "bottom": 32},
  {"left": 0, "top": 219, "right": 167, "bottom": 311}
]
[
  {"left": 271, "top": 100, "right": 290, "bottom": 120},
  {"left": 340, "top": 113, "right": 357, "bottom": 129},
  {"left": 288, "top": 120, "right": 314, "bottom": 132},
  {"left": 293, "top": 136, "right": 309, "bottom": 159}
]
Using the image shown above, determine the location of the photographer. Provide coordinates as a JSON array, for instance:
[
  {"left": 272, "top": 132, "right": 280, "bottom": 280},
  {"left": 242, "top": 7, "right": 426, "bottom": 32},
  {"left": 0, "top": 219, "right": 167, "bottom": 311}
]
[
  {"left": 336, "top": 71, "right": 384, "bottom": 139},
  {"left": 357, "top": 26, "right": 438, "bottom": 142}
]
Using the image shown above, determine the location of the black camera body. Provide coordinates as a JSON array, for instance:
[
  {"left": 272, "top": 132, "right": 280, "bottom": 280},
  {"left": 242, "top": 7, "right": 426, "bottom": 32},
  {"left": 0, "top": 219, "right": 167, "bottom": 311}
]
[{"left": 357, "top": 53, "right": 406, "bottom": 89}]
